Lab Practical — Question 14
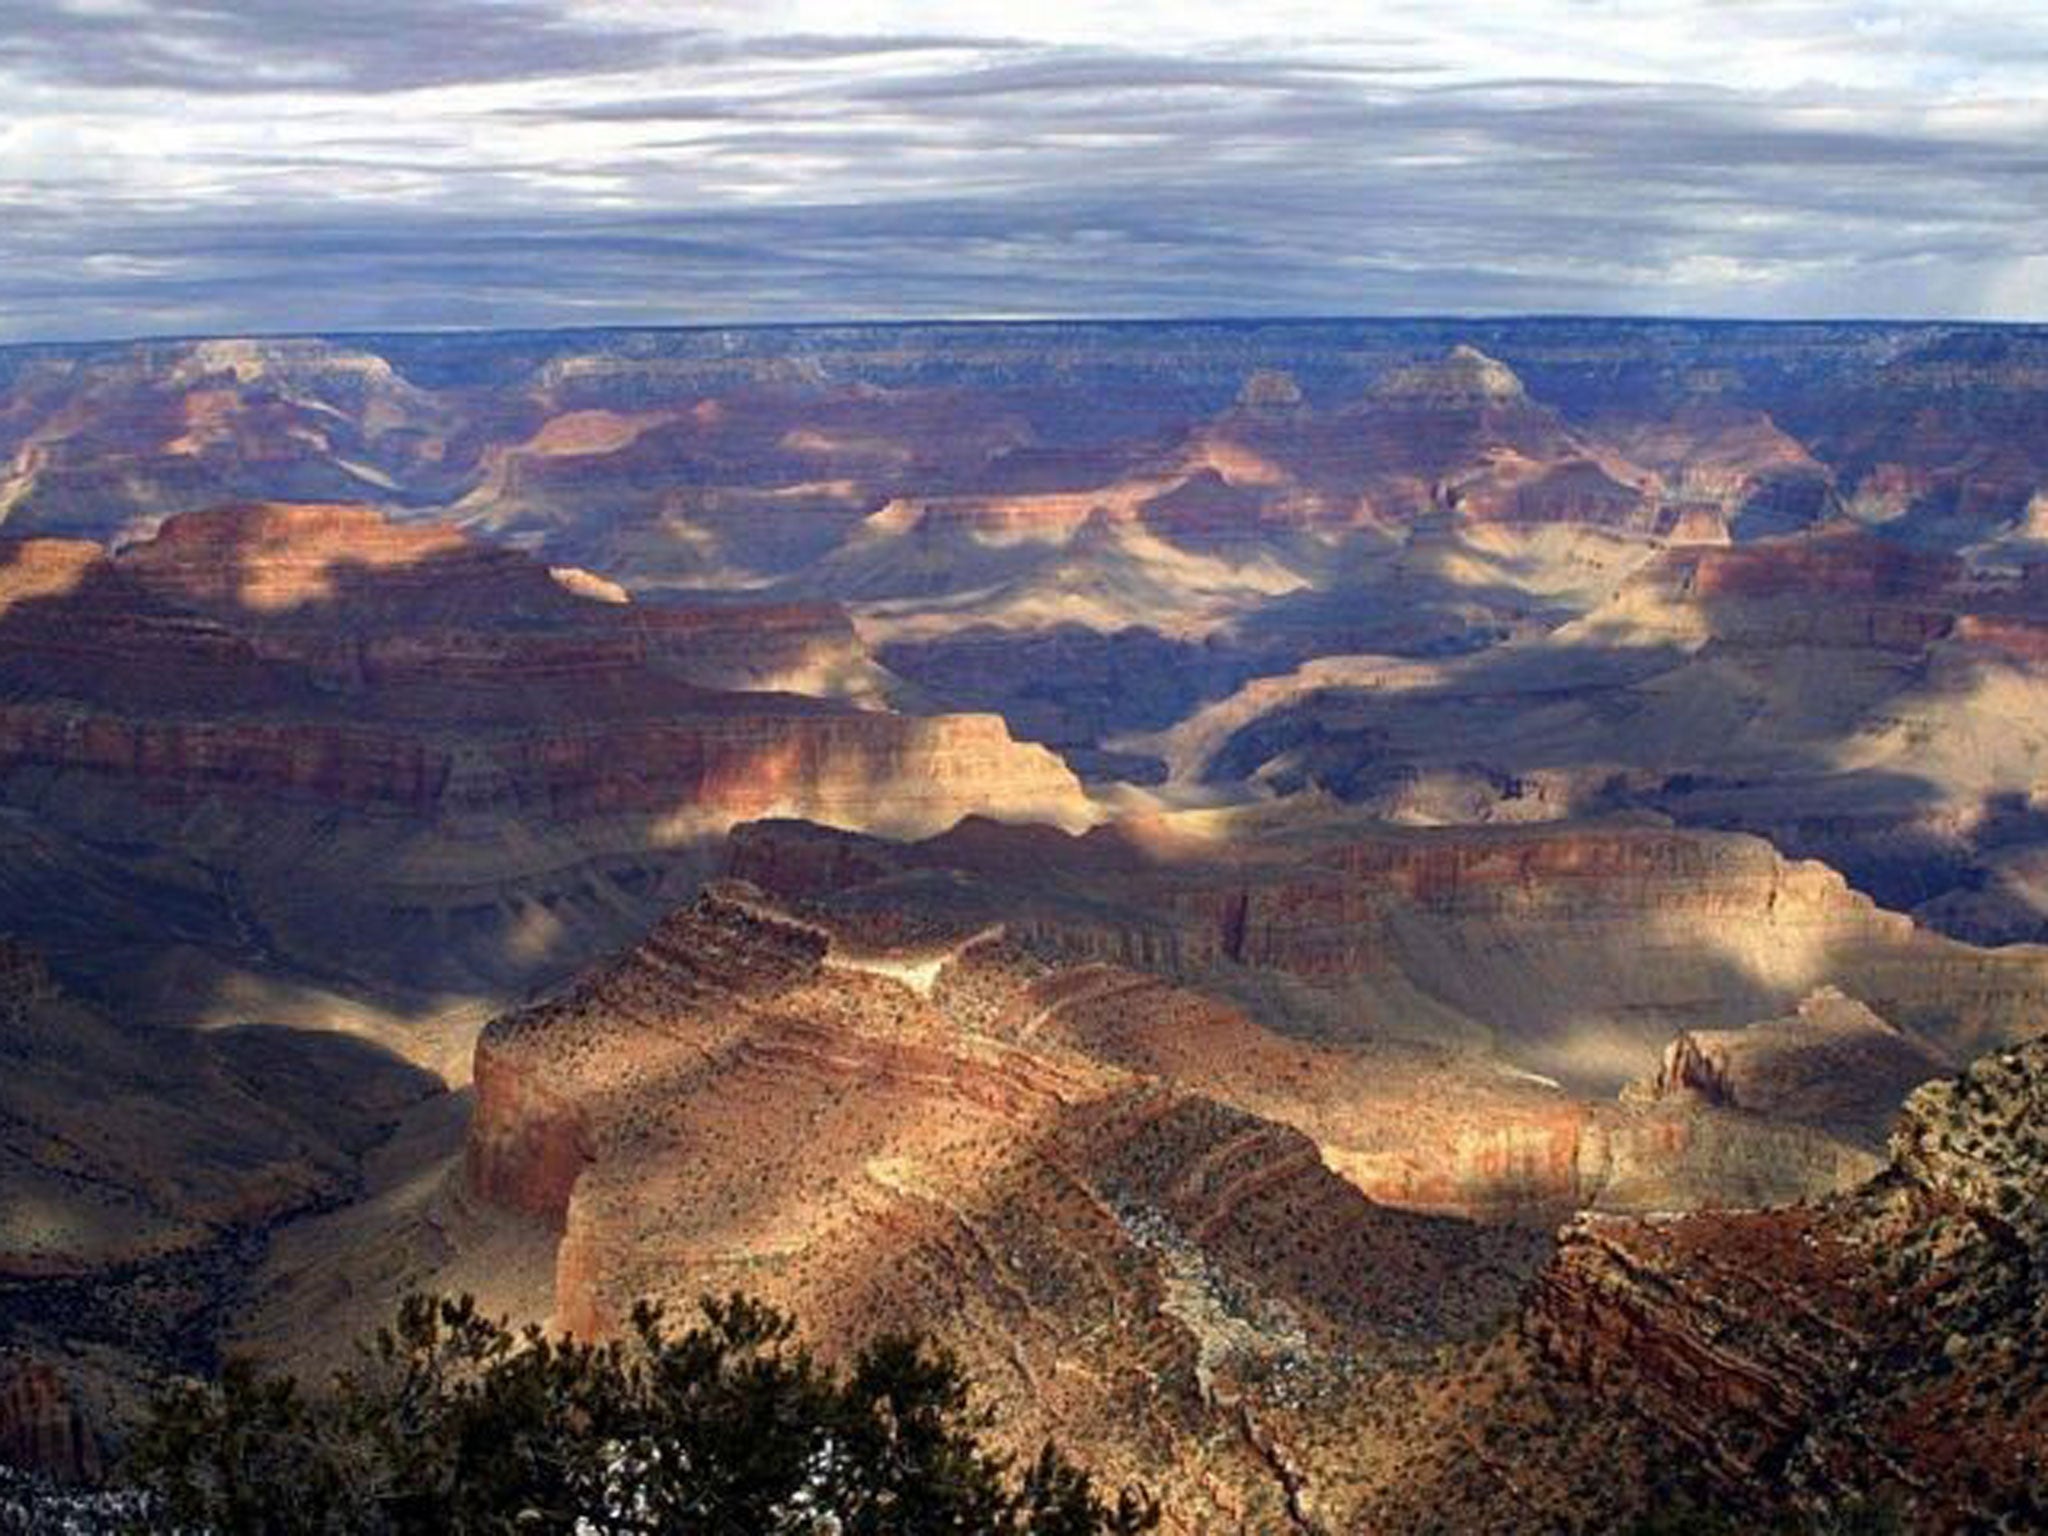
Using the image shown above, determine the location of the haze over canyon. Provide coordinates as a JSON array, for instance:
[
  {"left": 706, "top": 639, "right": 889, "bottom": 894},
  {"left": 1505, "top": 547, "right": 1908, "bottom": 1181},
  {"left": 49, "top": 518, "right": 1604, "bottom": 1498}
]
[{"left": 5, "top": 317, "right": 2048, "bottom": 1530}]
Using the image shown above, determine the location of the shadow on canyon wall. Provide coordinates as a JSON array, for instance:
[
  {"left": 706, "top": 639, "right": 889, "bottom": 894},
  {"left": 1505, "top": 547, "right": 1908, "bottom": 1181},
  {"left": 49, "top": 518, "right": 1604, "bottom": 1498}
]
[{"left": 1185, "top": 554, "right": 2048, "bottom": 937}]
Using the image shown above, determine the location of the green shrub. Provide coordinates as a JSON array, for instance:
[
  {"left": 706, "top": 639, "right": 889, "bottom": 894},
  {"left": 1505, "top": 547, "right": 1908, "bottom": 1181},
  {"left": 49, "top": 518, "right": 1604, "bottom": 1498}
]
[{"left": 127, "top": 1292, "right": 1158, "bottom": 1535}]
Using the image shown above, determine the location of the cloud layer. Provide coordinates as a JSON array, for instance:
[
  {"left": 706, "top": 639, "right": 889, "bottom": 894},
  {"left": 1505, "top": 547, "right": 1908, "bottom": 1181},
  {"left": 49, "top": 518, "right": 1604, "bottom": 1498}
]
[{"left": 1, "top": 0, "right": 2044, "bottom": 340}]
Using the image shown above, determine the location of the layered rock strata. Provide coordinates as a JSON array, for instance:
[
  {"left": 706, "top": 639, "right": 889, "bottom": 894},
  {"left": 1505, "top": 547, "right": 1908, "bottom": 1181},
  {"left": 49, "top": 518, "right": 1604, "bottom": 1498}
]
[
  {"left": 0, "top": 503, "right": 1089, "bottom": 1008},
  {"left": 1526, "top": 1035, "right": 2048, "bottom": 1528},
  {"left": 0, "top": 1363, "right": 98, "bottom": 1484},
  {"left": 727, "top": 810, "right": 2048, "bottom": 1096},
  {"left": 466, "top": 885, "right": 1550, "bottom": 1530},
  {"left": 0, "top": 504, "right": 1081, "bottom": 833}
]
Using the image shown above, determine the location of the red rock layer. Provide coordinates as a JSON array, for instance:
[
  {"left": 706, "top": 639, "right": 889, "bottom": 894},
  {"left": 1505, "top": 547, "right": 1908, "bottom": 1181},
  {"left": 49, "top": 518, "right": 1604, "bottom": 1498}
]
[
  {"left": 0, "top": 1363, "right": 100, "bottom": 1484},
  {"left": 465, "top": 885, "right": 1550, "bottom": 1528},
  {"left": 0, "top": 503, "right": 1090, "bottom": 836},
  {"left": 1524, "top": 1036, "right": 2048, "bottom": 1528},
  {"left": 1681, "top": 526, "right": 1959, "bottom": 601},
  {"left": 1656, "top": 526, "right": 1963, "bottom": 649},
  {"left": 727, "top": 813, "right": 2048, "bottom": 1091}
]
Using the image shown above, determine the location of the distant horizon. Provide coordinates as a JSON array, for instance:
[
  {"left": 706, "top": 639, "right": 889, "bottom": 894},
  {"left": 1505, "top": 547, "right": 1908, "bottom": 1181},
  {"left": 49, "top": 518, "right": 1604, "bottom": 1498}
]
[{"left": 7, "top": 309, "right": 2048, "bottom": 355}]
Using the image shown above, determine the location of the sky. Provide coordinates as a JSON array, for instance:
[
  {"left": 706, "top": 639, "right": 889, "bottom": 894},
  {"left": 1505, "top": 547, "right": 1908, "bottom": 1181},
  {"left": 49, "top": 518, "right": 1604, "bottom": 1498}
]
[{"left": 0, "top": 0, "right": 2045, "bottom": 341}]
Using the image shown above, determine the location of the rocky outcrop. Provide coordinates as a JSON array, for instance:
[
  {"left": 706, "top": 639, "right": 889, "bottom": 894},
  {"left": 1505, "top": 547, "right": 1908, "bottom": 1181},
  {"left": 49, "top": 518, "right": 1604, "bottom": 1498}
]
[
  {"left": 465, "top": 884, "right": 1550, "bottom": 1529},
  {"left": 1595, "top": 399, "right": 1835, "bottom": 535},
  {"left": 0, "top": 700, "right": 1081, "bottom": 833},
  {"left": 1666, "top": 525, "right": 1962, "bottom": 649},
  {"left": 1525, "top": 1034, "right": 2048, "bottom": 1529},
  {"left": 1789, "top": 329, "right": 2048, "bottom": 538},
  {"left": 0, "top": 503, "right": 1091, "bottom": 1017},
  {"left": 452, "top": 386, "right": 1033, "bottom": 588},
  {"left": 1887, "top": 1036, "right": 2048, "bottom": 1243},
  {"left": 118, "top": 501, "right": 514, "bottom": 618},
  {"left": 465, "top": 866, "right": 1985, "bottom": 1527},
  {"left": 1179, "top": 346, "right": 1659, "bottom": 535},
  {"left": 2, "top": 320, "right": 2039, "bottom": 566},
  {"left": 0, "top": 339, "right": 454, "bottom": 542},
  {"left": 1371, "top": 345, "right": 1532, "bottom": 408},
  {"left": 0, "top": 1363, "right": 99, "bottom": 1485},
  {"left": 1336, "top": 1102, "right": 1877, "bottom": 1219},
  {"left": 1642, "top": 987, "right": 1953, "bottom": 1146},
  {"left": 1234, "top": 369, "right": 1307, "bottom": 415},
  {"left": 729, "top": 811, "right": 2048, "bottom": 1097},
  {"left": 464, "top": 1038, "right": 592, "bottom": 1222},
  {"left": 0, "top": 505, "right": 1088, "bottom": 834}
]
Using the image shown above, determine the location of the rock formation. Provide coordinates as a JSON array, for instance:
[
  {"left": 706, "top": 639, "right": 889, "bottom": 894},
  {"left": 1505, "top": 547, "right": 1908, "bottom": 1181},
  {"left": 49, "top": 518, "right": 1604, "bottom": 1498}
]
[
  {"left": 0, "top": 502, "right": 1090, "bottom": 1011},
  {"left": 728, "top": 809, "right": 2048, "bottom": 1097},
  {"left": 460, "top": 853, "right": 2048, "bottom": 1527},
  {"left": 6, "top": 320, "right": 2048, "bottom": 1528},
  {"left": 1523, "top": 1034, "right": 2048, "bottom": 1528},
  {"left": 1148, "top": 516, "right": 2048, "bottom": 938},
  {"left": 465, "top": 883, "right": 1550, "bottom": 1529},
  {"left": 0, "top": 338, "right": 455, "bottom": 542},
  {"left": 1640, "top": 986, "right": 1954, "bottom": 1147},
  {"left": 0, "top": 1362, "right": 98, "bottom": 1485}
]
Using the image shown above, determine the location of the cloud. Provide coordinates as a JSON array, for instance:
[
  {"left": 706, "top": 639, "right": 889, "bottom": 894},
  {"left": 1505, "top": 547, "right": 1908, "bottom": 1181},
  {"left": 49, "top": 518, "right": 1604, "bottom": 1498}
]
[
  {"left": 0, "top": 0, "right": 679, "bottom": 92},
  {"left": 0, "top": 0, "right": 2045, "bottom": 339}
]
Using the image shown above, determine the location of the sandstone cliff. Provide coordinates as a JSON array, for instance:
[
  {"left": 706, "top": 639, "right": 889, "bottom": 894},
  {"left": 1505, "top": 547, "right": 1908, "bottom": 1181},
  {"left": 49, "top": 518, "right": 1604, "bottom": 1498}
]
[
  {"left": 728, "top": 809, "right": 2048, "bottom": 1098},
  {"left": 464, "top": 885, "right": 1550, "bottom": 1530},
  {"left": 1524, "top": 1034, "right": 2048, "bottom": 1529},
  {"left": 0, "top": 504, "right": 1084, "bottom": 824},
  {"left": 0, "top": 503, "right": 1091, "bottom": 1012}
]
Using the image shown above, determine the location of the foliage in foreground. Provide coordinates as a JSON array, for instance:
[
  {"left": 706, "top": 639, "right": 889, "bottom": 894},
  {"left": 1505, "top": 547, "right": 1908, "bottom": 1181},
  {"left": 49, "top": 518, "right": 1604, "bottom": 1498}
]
[{"left": 128, "top": 1292, "right": 1159, "bottom": 1535}]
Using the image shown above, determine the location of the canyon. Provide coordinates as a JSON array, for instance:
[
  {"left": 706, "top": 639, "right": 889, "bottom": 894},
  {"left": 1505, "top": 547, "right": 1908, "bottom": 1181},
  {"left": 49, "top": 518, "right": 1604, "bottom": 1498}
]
[
  {"left": 4, "top": 319, "right": 2048, "bottom": 1528},
  {"left": 0, "top": 499, "right": 1085, "bottom": 1039},
  {"left": 443, "top": 847, "right": 2046, "bottom": 1527},
  {"left": 1368, "top": 1031, "right": 2048, "bottom": 1531}
]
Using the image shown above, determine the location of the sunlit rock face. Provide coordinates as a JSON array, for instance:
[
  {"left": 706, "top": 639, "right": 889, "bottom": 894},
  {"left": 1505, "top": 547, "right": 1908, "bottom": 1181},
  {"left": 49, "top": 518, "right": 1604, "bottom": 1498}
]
[
  {"left": 1594, "top": 398, "right": 1835, "bottom": 539},
  {"left": 0, "top": 502, "right": 1090, "bottom": 1013},
  {"left": 1154, "top": 514, "right": 2048, "bottom": 939},
  {"left": 728, "top": 809, "right": 2048, "bottom": 1095},
  {"left": 460, "top": 857, "right": 2047, "bottom": 1528},
  {"left": 1374, "top": 345, "right": 1531, "bottom": 407},
  {"left": 9, "top": 319, "right": 2048, "bottom": 1529},
  {"left": 464, "top": 883, "right": 1554, "bottom": 1528},
  {"left": 6, "top": 322, "right": 2044, "bottom": 837},
  {"left": 3, "top": 319, "right": 2039, "bottom": 553},
  {"left": 708, "top": 806, "right": 2048, "bottom": 1255},
  {"left": 1522, "top": 1034, "right": 2048, "bottom": 1530}
]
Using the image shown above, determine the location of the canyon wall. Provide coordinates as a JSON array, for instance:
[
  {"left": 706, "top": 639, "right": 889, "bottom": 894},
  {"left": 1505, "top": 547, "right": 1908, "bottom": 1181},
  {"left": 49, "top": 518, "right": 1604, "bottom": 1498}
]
[
  {"left": 1525, "top": 1035, "right": 2048, "bottom": 1528},
  {"left": 0, "top": 503, "right": 1091, "bottom": 1015},
  {"left": 728, "top": 812, "right": 2048, "bottom": 1093},
  {"left": 463, "top": 885, "right": 1556, "bottom": 1529}
]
